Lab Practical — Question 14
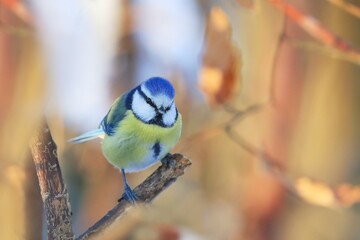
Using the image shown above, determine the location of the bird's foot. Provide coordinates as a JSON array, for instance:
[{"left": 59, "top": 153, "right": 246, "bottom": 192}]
[
  {"left": 119, "top": 185, "right": 138, "bottom": 204},
  {"left": 161, "top": 153, "right": 176, "bottom": 168}
]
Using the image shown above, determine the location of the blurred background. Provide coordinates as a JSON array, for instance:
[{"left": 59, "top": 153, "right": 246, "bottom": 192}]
[{"left": 1, "top": 0, "right": 360, "bottom": 239}]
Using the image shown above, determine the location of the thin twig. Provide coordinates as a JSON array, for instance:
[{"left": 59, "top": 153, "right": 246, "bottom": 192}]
[
  {"left": 289, "top": 38, "right": 360, "bottom": 65},
  {"left": 29, "top": 122, "right": 74, "bottom": 240},
  {"left": 224, "top": 103, "right": 283, "bottom": 170},
  {"left": 326, "top": 0, "right": 360, "bottom": 19},
  {"left": 223, "top": 103, "right": 360, "bottom": 208},
  {"left": 76, "top": 153, "right": 192, "bottom": 240},
  {"left": 268, "top": 0, "right": 360, "bottom": 65}
]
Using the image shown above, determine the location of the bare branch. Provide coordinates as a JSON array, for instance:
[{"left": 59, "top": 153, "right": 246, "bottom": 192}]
[
  {"left": 29, "top": 122, "right": 74, "bottom": 240},
  {"left": 24, "top": 154, "right": 43, "bottom": 240},
  {"left": 29, "top": 120, "right": 191, "bottom": 239},
  {"left": 326, "top": 0, "right": 360, "bottom": 19},
  {"left": 268, "top": 0, "right": 360, "bottom": 65},
  {"left": 77, "top": 154, "right": 192, "bottom": 240}
]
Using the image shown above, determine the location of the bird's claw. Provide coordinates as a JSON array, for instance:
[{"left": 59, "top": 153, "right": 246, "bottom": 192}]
[
  {"left": 161, "top": 153, "right": 176, "bottom": 168},
  {"left": 119, "top": 185, "right": 138, "bottom": 204}
]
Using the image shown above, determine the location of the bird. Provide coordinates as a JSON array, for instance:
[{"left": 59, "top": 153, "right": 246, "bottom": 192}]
[{"left": 69, "top": 77, "right": 182, "bottom": 203}]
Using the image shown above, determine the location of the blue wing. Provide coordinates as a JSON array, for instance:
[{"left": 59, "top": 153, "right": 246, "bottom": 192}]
[
  {"left": 69, "top": 89, "right": 134, "bottom": 143},
  {"left": 100, "top": 89, "right": 134, "bottom": 136}
]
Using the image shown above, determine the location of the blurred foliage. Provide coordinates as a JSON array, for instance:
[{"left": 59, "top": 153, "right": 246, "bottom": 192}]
[
  {"left": 2, "top": 0, "right": 360, "bottom": 239},
  {"left": 199, "top": 6, "right": 241, "bottom": 107}
]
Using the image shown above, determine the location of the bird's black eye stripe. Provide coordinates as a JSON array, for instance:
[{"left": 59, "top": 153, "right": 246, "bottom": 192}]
[
  {"left": 145, "top": 98, "right": 152, "bottom": 105},
  {"left": 138, "top": 87, "right": 157, "bottom": 109},
  {"left": 164, "top": 102, "right": 173, "bottom": 112}
]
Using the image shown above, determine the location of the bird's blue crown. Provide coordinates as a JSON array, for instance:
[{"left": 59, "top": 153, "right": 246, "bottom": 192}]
[{"left": 143, "top": 77, "right": 175, "bottom": 99}]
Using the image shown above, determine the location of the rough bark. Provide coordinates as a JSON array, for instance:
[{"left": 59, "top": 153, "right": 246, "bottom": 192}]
[{"left": 30, "top": 122, "right": 74, "bottom": 240}]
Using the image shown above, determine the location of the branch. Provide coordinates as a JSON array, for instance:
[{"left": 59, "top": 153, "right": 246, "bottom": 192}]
[
  {"left": 326, "top": 0, "right": 360, "bottom": 19},
  {"left": 29, "top": 120, "right": 191, "bottom": 239},
  {"left": 24, "top": 154, "right": 43, "bottom": 240},
  {"left": 29, "top": 122, "right": 74, "bottom": 240},
  {"left": 77, "top": 153, "right": 192, "bottom": 240},
  {"left": 224, "top": 104, "right": 360, "bottom": 208},
  {"left": 268, "top": 0, "right": 360, "bottom": 65}
]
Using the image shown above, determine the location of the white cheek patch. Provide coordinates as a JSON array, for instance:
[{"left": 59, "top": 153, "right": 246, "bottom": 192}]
[
  {"left": 162, "top": 103, "right": 177, "bottom": 126},
  {"left": 132, "top": 91, "right": 156, "bottom": 121}
]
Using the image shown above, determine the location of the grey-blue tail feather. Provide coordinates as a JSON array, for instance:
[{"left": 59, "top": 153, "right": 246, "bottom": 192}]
[{"left": 68, "top": 129, "right": 105, "bottom": 143}]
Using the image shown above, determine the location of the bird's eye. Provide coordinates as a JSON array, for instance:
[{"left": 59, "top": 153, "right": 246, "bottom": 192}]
[
  {"left": 165, "top": 106, "right": 171, "bottom": 112},
  {"left": 144, "top": 97, "right": 157, "bottom": 109}
]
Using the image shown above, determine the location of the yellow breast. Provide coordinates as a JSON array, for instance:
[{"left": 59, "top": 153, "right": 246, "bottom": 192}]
[{"left": 101, "top": 110, "right": 182, "bottom": 172}]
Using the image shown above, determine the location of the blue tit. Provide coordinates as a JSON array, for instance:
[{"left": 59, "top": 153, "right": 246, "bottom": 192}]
[{"left": 69, "top": 77, "right": 182, "bottom": 203}]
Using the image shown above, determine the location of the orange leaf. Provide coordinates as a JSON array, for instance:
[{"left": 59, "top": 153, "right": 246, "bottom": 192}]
[
  {"left": 1, "top": 0, "right": 33, "bottom": 24},
  {"left": 335, "top": 184, "right": 360, "bottom": 207},
  {"left": 295, "top": 177, "right": 337, "bottom": 207},
  {"left": 198, "top": 7, "right": 241, "bottom": 107},
  {"left": 156, "top": 224, "right": 180, "bottom": 240},
  {"left": 294, "top": 177, "right": 360, "bottom": 208}
]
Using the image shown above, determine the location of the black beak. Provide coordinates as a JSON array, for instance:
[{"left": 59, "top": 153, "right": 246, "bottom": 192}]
[{"left": 159, "top": 106, "right": 165, "bottom": 114}]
